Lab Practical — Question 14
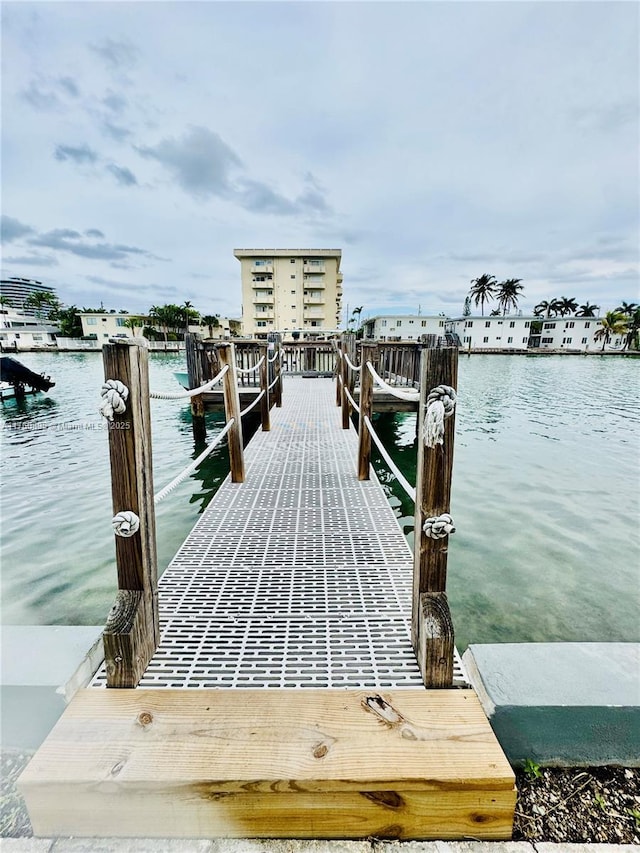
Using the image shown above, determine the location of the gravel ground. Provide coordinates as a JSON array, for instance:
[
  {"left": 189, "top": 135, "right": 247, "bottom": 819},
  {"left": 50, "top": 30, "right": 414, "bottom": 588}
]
[{"left": 2, "top": 749, "right": 639, "bottom": 842}]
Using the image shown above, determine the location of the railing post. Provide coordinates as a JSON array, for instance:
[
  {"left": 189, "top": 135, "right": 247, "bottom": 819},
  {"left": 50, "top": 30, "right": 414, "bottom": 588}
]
[
  {"left": 412, "top": 346, "right": 458, "bottom": 688},
  {"left": 357, "top": 343, "right": 377, "bottom": 480},
  {"left": 217, "top": 342, "right": 245, "bottom": 483},
  {"left": 102, "top": 338, "right": 159, "bottom": 688},
  {"left": 341, "top": 335, "right": 351, "bottom": 429},
  {"left": 335, "top": 340, "right": 342, "bottom": 407},
  {"left": 185, "top": 333, "right": 206, "bottom": 443},
  {"left": 274, "top": 335, "right": 283, "bottom": 407},
  {"left": 259, "top": 343, "right": 270, "bottom": 432}
]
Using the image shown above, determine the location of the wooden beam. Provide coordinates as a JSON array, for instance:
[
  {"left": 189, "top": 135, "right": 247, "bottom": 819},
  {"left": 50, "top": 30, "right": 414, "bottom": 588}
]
[
  {"left": 19, "top": 687, "right": 516, "bottom": 840},
  {"left": 357, "top": 343, "right": 377, "bottom": 480},
  {"left": 258, "top": 343, "right": 270, "bottom": 432},
  {"left": 101, "top": 339, "right": 159, "bottom": 688},
  {"left": 217, "top": 343, "right": 245, "bottom": 483}
]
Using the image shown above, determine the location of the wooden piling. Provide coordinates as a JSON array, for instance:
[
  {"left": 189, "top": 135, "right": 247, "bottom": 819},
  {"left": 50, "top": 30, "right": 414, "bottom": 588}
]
[
  {"left": 412, "top": 346, "right": 458, "bottom": 687},
  {"left": 274, "top": 335, "right": 283, "bottom": 407},
  {"left": 357, "top": 343, "right": 377, "bottom": 480},
  {"left": 259, "top": 343, "right": 270, "bottom": 432},
  {"left": 102, "top": 338, "right": 159, "bottom": 688},
  {"left": 185, "top": 333, "right": 206, "bottom": 443},
  {"left": 341, "top": 335, "right": 351, "bottom": 430},
  {"left": 217, "top": 343, "right": 245, "bottom": 483}
]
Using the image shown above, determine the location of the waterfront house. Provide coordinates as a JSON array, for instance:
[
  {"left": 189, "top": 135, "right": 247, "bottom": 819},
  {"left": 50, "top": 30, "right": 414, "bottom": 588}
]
[
  {"left": 362, "top": 314, "right": 447, "bottom": 341},
  {"left": 0, "top": 307, "right": 59, "bottom": 351},
  {"left": 446, "top": 315, "right": 627, "bottom": 352}
]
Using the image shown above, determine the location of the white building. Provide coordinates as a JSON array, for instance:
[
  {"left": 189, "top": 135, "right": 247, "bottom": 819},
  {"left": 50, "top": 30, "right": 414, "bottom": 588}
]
[
  {"left": 0, "top": 308, "right": 58, "bottom": 351},
  {"left": 362, "top": 315, "right": 447, "bottom": 341},
  {"left": 446, "top": 315, "right": 625, "bottom": 352}
]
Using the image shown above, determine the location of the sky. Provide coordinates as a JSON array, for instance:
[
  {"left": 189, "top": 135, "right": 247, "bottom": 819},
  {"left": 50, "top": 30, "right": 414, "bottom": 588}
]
[{"left": 1, "top": 1, "right": 638, "bottom": 323}]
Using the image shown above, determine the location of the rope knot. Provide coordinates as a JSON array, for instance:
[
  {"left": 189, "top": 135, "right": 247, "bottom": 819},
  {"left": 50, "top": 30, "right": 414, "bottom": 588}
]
[
  {"left": 423, "top": 513, "right": 456, "bottom": 539},
  {"left": 112, "top": 511, "right": 140, "bottom": 538},
  {"left": 423, "top": 384, "right": 457, "bottom": 448},
  {"left": 99, "top": 380, "right": 129, "bottom": 421}
]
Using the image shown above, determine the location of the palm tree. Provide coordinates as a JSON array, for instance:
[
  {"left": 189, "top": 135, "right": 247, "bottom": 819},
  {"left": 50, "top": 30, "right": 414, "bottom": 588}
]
[
  {"left": 496, "top": 278, "right": 524, "bottom": 315},
  {"left": 555, "top": 297, "right": 578, "bottom": 317},
  {"left": 201, "top": 314, "right": 220, "bottom": 338},
  {"left": 469, "top": 274, "right": 497, "bottom": 316},
  {"left": 576, "top": 302, "right": 600, "bottom": 317},
  {"left": 149, "top": 305, "right": 170, "bottom": 343},
  {"left": 23, "top": 291, "right": 60, "bottom": 320},
  {"left": 123, "top": 316, "right": 144, "bottom": 336},
  {"left": 349, "top": 306, "right": 363, "bottom": 329},
  {"left": 622, "top": 306, "right": 640, "bottom": 351},
  {"left": 182, "top": 301, "right": 199, "bottom": 335},
  {"left": 593, "top": 311, "right": 628, "bottom": 351},
  {"left": 615, "top": 301, "right": 638, "bottom": 317},
  {"left": 534, "top": 300, "right": 553, "bottom": 318},
  {"left": 0, "top": 296, "right": 13, "bottom": 308},
  {"left": 549, "top": 298, "right": 565, "bottom": 317}
]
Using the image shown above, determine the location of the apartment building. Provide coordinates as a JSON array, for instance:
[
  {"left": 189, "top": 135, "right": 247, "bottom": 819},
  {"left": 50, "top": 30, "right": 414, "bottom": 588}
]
[
  {"left": 362, "top": 314, "right": 446, "bottom": 341},
  {"left": 0, "top": 277, "right": 57, "bottom": 311},
  {"left": 234, "top": 249, "right": 343, "bottom": 339},
  {"left": 446, "top": 315, "right": 622, "bottom": 352}
]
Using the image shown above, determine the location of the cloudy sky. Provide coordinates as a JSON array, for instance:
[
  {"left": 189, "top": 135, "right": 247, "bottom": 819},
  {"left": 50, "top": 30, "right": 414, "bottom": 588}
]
[{"left": 1, "top": 1, "right": 638, "bottom": 321}]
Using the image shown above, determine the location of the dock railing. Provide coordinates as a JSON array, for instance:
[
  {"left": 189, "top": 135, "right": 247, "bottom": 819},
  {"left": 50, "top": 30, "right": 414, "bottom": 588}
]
[
  {"left": 99, "top": 337, "right": 276, "bottom": 687},
  {"left": 336, "top": 335, "right": 459, "bottom": 688}
]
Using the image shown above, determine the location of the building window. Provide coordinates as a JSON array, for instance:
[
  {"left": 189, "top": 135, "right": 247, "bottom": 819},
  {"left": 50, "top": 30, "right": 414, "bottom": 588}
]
[
  {"left": 582, "top": 337, "right": 588, "bottom": 344},
  {"left": 566, "top": 321, "right": 575, "bottom": 328},
  {"left": 421, "top": 320, "right": 426, "bottom": 327},
  {"left": 496, "top": 336, "right": 501, "bottom": 340},
  {"left": 507, "top": 336, "right": 513, "bottom": 343},
  {"left": 525, "top": 321, "right": 530, "bottom": 328},
  {"left": 543, "top": 322, "right": 556, "bottom": 329},
  {"left": 102, "top": 318, "right": 107, "bottom": 322},
  {"left": 397, "top": 320, "right": 402, "bottom": 327},
  {"left": 254, "top": 260, "right": 269, "bottom": 267},
  {"left": 509, "top": 321, "right": 515, "bottom": 328},
  {"left": 291, "top": 275, "right": 295, "bottom": 279},
  {"left": 382, "top": 320, "right": 387, "bottom": 326},
  {"left": 439, "top": 320, "right": 444, "bottom": 327},
  {"left": 485, "top": 321, "right": 491, "bottom": 327},
  {"left": 256, "top": 321, "right": 267, "bottom": 327},
  {"left": 466, "top": 321, "right": 473, "bottom": 328},
  {"left": 290, "top": 258, "right": 295, "bottom": 263},
  {"left": 291, "top": 305, "right": 296, "bottom": 309},
  {"left": 116, "top": 318, "right": 127, "bottom": 327},
  {"left": 483, "top": 336, "right": 489, "bottom": 343},
  {"left": 409, "top": 320, "right": 414, "bottom": 324},
  {"left": 523, "top": 337, "right": 528, "bottom": 343},
  {"left": 566, "top": 337, "right": 572, "bottom": 343},
  {"left": 291, "top": 290, "right": 296, "bottom": 294},
  {"left": 86, "top": 317, "right": 97, "bottom": 325},
  {"left": 541, "top": 337, "right": 553, "bottom": 343},
  {"left": 585, "top": 322, "right": 590, "bottom": 328}
]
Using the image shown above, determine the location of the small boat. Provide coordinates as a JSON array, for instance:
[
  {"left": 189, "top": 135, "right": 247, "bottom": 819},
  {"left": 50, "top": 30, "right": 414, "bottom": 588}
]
[{"left": 0, "top": 356, "right": 55, "bottom": 402}]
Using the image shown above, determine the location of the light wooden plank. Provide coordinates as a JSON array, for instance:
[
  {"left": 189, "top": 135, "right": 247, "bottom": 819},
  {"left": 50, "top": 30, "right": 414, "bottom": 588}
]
[{"left": 19, "top": 688, "right": 515, "bottom": 838}]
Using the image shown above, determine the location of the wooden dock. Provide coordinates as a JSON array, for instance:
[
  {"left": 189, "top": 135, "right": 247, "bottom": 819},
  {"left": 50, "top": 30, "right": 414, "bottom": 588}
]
[{"left": 19, "top": 358, "right": 516, "bottom": 840}]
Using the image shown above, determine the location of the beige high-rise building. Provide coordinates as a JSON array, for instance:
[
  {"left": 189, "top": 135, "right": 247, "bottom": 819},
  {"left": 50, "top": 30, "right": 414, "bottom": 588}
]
[{"left": 234, "top": 248, "right": 343, "bottom": 340}]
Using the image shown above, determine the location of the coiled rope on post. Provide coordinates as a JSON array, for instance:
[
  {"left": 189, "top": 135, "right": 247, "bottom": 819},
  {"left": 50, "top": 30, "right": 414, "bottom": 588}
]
[
  {"left": 423, "top": 513, "right": 455, "bottom": 539},
  {"left": 236, "top": 356, "right": 265, "bottom": 375},
  {"left": 366, "top": 362, "right": 420, "bottom": 402},
  {"left": 239, "top": 390, "right": 266, "bottom": 418},
  {"left": 149, "top": 365, "right": 229, "bottom": 401},
  {"left": 364, "top": 415, "right": 416, "bottom": 502},
  {"left": 112, "top": 510, "right": 139, "bottom": 537},
  {"left": 423, "top": 384, "right": 457, "bottom": 448},
  {"left": 99, "top": 380, "right": 129, "bottom": 421},
  {"left": 154, "top": 420, "right": 234, "bottom": 505}
]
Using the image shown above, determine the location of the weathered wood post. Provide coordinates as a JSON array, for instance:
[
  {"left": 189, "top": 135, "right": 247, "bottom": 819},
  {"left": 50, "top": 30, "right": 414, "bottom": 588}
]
[
  {"left": 217, "top": 342, "right": 245, "bottom": 483},
  {"left": 259, "top": 343, "right": 270, "bottom": 432},
  {"left": 274, "top": 334, "right": 283, "bottom": 407},
  {"left": 357, "top": 343, "right": 377, "bottom": 480},
  {"left": 341, "top": 334, "right": 351, "bottom": 429},
  {"left": 185, "top": 333, "right": 206, "bottom": 443},
  {"left": 412, "top": 346, "right": 458, "bottom": 688},
  {"left": 101, "top": 338, "right": 159, "bottom": 688},
  {"left": 335, "top": 340, "right": 342, "bottom": 407}
]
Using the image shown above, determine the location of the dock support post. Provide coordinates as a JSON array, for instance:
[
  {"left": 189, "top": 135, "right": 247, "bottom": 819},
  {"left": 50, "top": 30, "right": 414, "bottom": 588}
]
[
  {"left": 185, "top": 333, "right": 206, "bottom": 444},
  {"left": 412, "top": 346, "right": 458, "bottom": 687},
  {"left": 357, "top": 343, "right": 377, "bottom": 480},
  {"left": 274, "top": 335, "right": 283, "bottom": 407},
  {"left": 341, "top": 335, "right": 351, "bottom": 430},
  {"left": 259, "top": 343, "right": 270, "bottom": 432},
  {"left": 217, "top": 343, "right": 245, "bottom": 483},
  {"left": 102, "top": 338, "right": 159, "bottom": 688}
]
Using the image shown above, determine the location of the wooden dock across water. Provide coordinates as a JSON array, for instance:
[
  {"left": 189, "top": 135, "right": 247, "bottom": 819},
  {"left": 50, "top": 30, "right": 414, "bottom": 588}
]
[{"left": 20, "top": 358, "right": 516, "bottom": 841}]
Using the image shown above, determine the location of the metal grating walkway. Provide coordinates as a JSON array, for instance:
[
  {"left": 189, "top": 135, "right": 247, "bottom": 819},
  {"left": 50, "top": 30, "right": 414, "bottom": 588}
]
[{"left": 94, "top": 377, "right": 466, "bottom": 689}]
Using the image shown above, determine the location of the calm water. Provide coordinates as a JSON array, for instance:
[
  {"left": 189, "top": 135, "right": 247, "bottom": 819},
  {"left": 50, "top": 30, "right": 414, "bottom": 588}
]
[{"left": 1, "top": 352, "right": 638, "bottom": 651}]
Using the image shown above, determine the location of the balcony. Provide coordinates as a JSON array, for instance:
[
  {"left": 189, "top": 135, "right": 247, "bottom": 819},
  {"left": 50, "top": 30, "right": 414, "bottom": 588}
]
[
  {"left": 253, "top": 296, "right": 274, "bottom": 305},
  {"left": 254, "top": 311, "right": 274, "bottom": 321},
  {"left": 304, "top": 308, "right": 325, "bottom": 320},
  {"left": 251, "top": 263, "right": 273, "bottom": 274},
  {"left": 303, "top": 295, "right": 325, "bottom": 305},
  {"left": 303, "top": 263, "right": 325, "bottom": 274}
]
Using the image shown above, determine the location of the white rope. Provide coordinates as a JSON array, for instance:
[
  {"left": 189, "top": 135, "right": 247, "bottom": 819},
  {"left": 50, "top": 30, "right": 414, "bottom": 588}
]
[
  {"left": 267, "top": 349, "right": 281, "bottom": 364},
  {"left": 154, "top": 419, "right": 234, "bottom": 504},
  {"left": 99, "top": 380, "right": 129, "bottom": 421},
  {"left": 150, "top": 365, "right": 229, "bottom": 400},
  {"left": 423, "top": 513, "right": 455, "bottom": 539},
  {"left": 112, "top": 510, "right": 140, "bottom": 537},
  {"left": 236, "top": 356, "right": 265, "bottom": 375},
  {"left": 240, "top": 390, "right": 265, "bottom": 417},
  {"left": 423, "top": 385, "right": 457, "bottom": 448},
  {"left": 366, "top": 362, "right": 420, "bottom": 402},
  {"left": 344, "top": 386, "right": 361, "bottom": 414},
  {"left": 268, "top": 375, "right": 279, "bottom": 391},
  {"left": 344, "top": 354, "right": 361, "bottom": 372},
  {"left": 364, "top": 415, "right": 416, "bottom": 502}
]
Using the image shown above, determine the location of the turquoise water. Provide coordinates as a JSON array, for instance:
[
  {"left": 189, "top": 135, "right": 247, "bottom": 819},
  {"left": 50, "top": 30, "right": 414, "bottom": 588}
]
[{"left": 1, "top": 352, "right": 638, "bottom": 651}]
